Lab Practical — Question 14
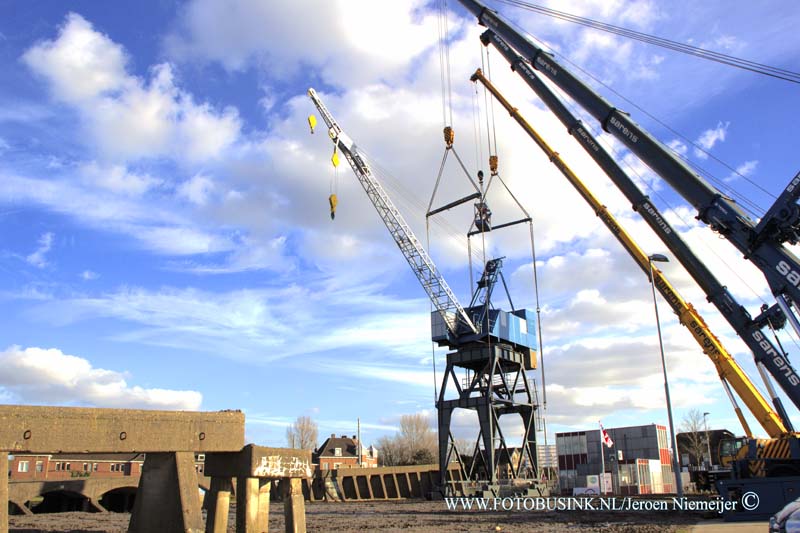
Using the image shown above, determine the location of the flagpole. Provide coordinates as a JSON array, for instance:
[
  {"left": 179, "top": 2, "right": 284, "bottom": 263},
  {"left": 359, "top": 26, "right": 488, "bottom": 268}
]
[
  {"left": 599, "top": 434, "right": 606, "bottom": 494},
  {"left": 612, "top": 437, "right": 620, "bottom": 495}
]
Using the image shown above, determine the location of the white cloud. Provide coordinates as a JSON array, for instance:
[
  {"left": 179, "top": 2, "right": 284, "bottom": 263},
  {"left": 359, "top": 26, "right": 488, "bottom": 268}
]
[
  {"left": 0, "top": 345, "right": 202, "bottom": 410},
  {"left": 81, "top": 270, "right": 99, "bottom": 280},
  {"left": 80, "top": 161, "right": 161, "bottom": 196},
  {"left": 694, "top": 121, "right": 730, "bottom": 159},
  {"left": 27, "top": 282, "right": 433, "bottom": 362},
  {"left": 667, "top": 138, "right": 688, "bottom": 157},
  {"left": 726, "top": 159, "right": 758, "bottom": 182},
  {"left": 177, "top": 173, "right": 215, "bottom": 206},
  {"left": 22, "top": 13, "right": 128, "bottom": 102},
  {"left": 23, "top": 14, "right": 241, "bottom": 163},
  {"left": 165, "top": 0, "right": 444, "bottom": 86},
  {"left": 0, "top": 173, "right": 236, "bottom": 257},
  {"left": 175, "top": 235, "right": 290, "bottom": 273},
  {"left": 26, "top": 232, "right": 54, "bottom": 268}
]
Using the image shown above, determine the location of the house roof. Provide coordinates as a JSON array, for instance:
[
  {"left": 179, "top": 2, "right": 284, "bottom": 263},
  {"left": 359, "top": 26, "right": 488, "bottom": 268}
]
[{"left": 315, "top": 435, "right": 359, "bottom": 459}]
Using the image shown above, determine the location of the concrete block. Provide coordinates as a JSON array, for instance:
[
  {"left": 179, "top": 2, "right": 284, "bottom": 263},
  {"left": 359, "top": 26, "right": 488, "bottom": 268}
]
[
  {"left": 128, "top": 452, "right": 203, "bottom": 533},
  {"left": 0, "top": 405, "right": 244, "bottom": 453},
  {"left": 1, "top": 452, "right": 7, "bottom": 533},
  {"left": 257, "top": 480, "right": 270, "bottom": 533},
  {"left": 206, "top": 445, "right": 312, "bottom": 479},
  {"left": 282, "top": 478, "right": 306, "bottom": 533},
  {"left": 205, "top": 477, "right": 232, "bottom": 533},
  {"left": 236, "top": 477, "right": 259, "bottom": 533}
]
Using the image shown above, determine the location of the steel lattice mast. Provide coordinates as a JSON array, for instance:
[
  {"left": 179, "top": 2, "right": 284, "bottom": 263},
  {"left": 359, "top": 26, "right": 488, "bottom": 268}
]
[{"left": 308, "top": 88, "right": 477, "bottom": 337}]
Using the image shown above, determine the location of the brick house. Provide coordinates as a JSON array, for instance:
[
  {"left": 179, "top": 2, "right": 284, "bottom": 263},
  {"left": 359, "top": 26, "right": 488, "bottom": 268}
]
[{"left": 313, "top": 434, "right": 378, "bottom": 470}]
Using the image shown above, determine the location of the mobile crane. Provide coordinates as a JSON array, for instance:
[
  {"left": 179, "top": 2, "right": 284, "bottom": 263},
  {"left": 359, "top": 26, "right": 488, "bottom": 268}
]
[
  {"left": 455, "top": 0, "right": 800, "bottom": 516},
  {"left": 307, "top": 88, "right": 548, "bottom": 497},
  {"left": 471, "top": 68, "right": 787, "bottom": 441}
]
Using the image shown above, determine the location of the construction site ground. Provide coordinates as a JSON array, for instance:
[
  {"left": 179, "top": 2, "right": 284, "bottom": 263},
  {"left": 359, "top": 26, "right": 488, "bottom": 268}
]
[{"left": 7, "top": 500, "right": 768, "bottom": 532}]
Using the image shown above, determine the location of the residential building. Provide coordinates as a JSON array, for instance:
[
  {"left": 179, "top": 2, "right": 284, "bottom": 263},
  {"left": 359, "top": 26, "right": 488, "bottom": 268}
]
[{"left": 314, "top": 434, "right": 378, "bottom": 470}]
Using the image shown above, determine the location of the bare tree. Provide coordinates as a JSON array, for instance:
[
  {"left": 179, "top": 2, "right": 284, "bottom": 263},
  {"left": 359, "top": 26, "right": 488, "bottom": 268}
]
[
  {"left": 376, "top": 413, "right": 437, "bottom": 466},
  {"left": 452, "top": 437, "right": 476, "bottom": 462},
  {"left": 376, "top": 435, "right": 404, "bottom": 467},
  {"left": 286, "top": 415, "right": 319, "bottom": 451},
  {"left": 679, "top": 409, "right": 708, "bottom": 467}
]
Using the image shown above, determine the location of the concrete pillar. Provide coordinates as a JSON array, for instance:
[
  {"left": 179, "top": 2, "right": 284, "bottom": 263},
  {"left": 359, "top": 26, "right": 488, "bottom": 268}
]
[
  {"left": 205, "top": 477, "right": 232, "bottom": 533},
  {"left": 366, "top": 475, "right": 374, "bottom": 499},
  {"left": 128, "top": 452, "right": 203, "bottom": 533},
  {"left": 9, "top": 500, "right": 32, "bottom": 516},
  {"left": 1, "top": 452, "right": 7, "bottom": 533},
  {"left": 379, "top": 475, "right": 388, "bottom": 499},
  {"left": 236, "top": 477, "right": 259, "bottom": 533},
  {"left": 282, "top": 478, "right": 306, "bottom": 533},
  {"left": 257, "top": 480, "right": 270, "bottom": 533}
]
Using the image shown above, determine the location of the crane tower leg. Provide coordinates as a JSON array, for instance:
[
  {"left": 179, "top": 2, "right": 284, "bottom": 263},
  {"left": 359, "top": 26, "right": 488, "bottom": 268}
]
[{"left": 435, "top": 344, "right": 547, "bottom": 498}]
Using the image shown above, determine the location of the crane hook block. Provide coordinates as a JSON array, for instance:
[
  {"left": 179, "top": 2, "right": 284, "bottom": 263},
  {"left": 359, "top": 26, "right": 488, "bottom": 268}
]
[
  {"left": 308, "top": 114, "right": 317, "bottom": 134},
  {"left": 489, "top": 155, "right": 498, "bottom": 175},
  {"left": 443, "top": 126, "right": 455, "bottom": 148},
  {"left": 331, "top": 149, "right": 340, "bottom": 168},
  {"left": 329, "top": 193, "right": 338, "bottom": 220}
]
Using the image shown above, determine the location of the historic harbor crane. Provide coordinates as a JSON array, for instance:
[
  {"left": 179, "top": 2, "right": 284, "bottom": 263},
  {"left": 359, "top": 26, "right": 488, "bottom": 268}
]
[{"left": 307, "top": 88, "right": 547, "bottom": 497}]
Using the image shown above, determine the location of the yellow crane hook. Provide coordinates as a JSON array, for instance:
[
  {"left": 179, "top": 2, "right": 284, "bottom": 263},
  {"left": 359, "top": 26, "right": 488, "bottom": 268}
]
[{"left": 329, "top": 193, "right": 338, "bottom": 220}]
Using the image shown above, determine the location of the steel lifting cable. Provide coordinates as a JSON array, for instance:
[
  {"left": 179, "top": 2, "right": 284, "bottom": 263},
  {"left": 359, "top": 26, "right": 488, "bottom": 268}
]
[
  {"left": 556, "top": 93, "right": 770, "bottom": 305},
  {"left": 496, "top": 0, "right": 800, "bottom": 84},
  {"left": 529, "top": 220, "right": 548, "bottom": 445},
  {"left": 427, "top": 212, "right": 440, "bottom": 405},
  {"left": 492, "top": 173, "right": 549, "bottom": 443},
  {"left": 556, "top": 47, "right": 772, "bottom": 214},
  {"left": 431, "top": 0, "right": 453, "bottom": 406},
  {"left": 473, "top": 62, "right": 549, "bottom": 444},
  {"left": 497, "top": 14, "right": 774, "bottom": 215}
]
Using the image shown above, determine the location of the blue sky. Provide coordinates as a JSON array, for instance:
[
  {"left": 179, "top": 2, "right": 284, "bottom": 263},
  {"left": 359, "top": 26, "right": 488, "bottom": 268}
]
[{"left": 1, "top": 0, "right": 799, "bottom": 450}]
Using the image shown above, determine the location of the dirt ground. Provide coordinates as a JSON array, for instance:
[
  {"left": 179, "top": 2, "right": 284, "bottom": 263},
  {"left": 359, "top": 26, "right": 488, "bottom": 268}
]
[{"left": 8, "top": 499, "right": 754, "bottom": 532}]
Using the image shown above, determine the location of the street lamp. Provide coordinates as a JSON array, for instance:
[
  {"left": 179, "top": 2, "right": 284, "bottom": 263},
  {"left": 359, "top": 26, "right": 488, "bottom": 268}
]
[
  {"left": 703, "top": 412, "right": 712, "bottom": 467},
  {"left": 648, "top": 253, "right": 684, "bottom": 497}
]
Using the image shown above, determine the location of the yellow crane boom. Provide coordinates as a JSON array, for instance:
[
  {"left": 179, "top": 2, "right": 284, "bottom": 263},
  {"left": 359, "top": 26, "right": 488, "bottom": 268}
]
[{"left": 472, "top": 68, "right": 787, "bottom": 439}]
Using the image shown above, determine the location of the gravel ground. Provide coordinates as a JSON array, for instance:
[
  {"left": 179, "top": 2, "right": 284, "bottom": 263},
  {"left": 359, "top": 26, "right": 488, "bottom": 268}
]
[{"left": 8, "top": 499, "right": 737, "bottom": 532}]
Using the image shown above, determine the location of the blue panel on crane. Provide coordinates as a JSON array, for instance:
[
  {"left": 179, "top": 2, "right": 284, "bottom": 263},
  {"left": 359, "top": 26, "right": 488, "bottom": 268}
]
[{"left": 430, "top": 307, "right": 537, "bottom": 351}]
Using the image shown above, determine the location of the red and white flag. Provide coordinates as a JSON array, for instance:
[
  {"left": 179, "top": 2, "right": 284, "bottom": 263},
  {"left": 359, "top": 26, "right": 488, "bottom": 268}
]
[{"left": 599, "top": 421, "right": 614, "bottom": 448}]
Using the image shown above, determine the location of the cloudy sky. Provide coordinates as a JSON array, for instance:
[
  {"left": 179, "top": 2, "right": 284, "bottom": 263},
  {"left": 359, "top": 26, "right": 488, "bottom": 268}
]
[{"left": 1, "top": 0, "right": 799, "bottom": 450}]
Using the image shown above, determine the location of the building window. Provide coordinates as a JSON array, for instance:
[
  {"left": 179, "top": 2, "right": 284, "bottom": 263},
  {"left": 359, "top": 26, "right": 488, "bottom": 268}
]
[
  {"left": 83, "top": 463, "right": 90, "bottom": 472},
  {"left": 323, "top": 463, "right": 329, "bottom": 470},
  {"left": 333, "top": 463, "right": 341, "bottom": 469},
  {"left": 196, "top": 453, "right": 205, "bottom": 462},
  {"left": 93, "top": 463, "right": 98, "bottom": 472},
  {"left": 55, "top": 462, "right": 62, "bottom": 471},
  {"left": 334, "top": 448, "right": 342, "bottom": 457},
  {"left": 65, "top": 463, "right": 71, "bottom": 471},
  {"left": 18, "top": 461, "right": 29, "bottom": 473},
  {"left": 36, "top": 461, "right": 43, "bottom": 473}
]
